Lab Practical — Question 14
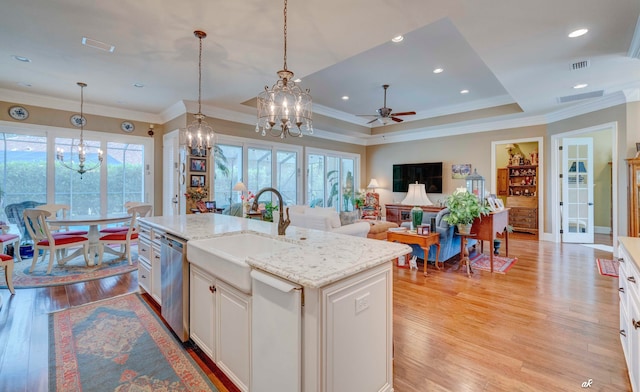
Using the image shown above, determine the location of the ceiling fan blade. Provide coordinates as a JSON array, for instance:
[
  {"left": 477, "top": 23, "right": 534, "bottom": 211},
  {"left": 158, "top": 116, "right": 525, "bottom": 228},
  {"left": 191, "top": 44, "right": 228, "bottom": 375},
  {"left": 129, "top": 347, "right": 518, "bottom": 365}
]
[
  {"left": 356, "top": 114, "right": 377, "bottom": 117},
  {"left": 391, "top": 117, "right": 404, "bottom": 123},
  {"left": 390, "top": 111, "right": 416, "bottom": 116},
  {"left": 367, "top": 118, "right": 379, "bottom": 124}
]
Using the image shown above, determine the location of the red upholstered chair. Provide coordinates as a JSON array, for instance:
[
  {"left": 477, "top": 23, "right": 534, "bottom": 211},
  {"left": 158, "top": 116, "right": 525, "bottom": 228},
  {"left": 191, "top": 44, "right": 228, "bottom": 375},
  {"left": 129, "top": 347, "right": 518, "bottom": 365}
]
[
  {"left": 360, "top": 191, "right": 381, "bottom": 220},
  {"left": 23, "top": 209, "right": 90, "bottom": 274},
  {"left": 1, "top": 253, "right": 15, "bottom": 294},
  {"left": 99, "top": 202, "right": 152, "bottom": 234},
  {"left": 35, "top": 204, "right": 88, "bottom": 237},
  {"left": 97, "top": 204, "right": 152, "bottom": 265},
  {"left": 0, "top": 225, "right": 21, "bottom": 262}
]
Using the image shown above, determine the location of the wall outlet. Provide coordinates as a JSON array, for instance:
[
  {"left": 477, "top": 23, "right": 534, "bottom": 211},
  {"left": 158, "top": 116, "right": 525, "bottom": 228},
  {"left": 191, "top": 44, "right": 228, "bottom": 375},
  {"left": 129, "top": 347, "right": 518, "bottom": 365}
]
[{"left": 355, "top": 293, "right": 370, "bottom": 314}]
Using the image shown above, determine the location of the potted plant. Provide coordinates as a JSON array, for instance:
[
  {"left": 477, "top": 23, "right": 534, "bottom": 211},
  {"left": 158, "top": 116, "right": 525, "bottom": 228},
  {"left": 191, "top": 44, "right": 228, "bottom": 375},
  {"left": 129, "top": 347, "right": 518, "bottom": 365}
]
[
  {"left": 262, "top": 201, "right": 279, "bottom": 222},
  {"left": 442, "top": 190, "right": 490, "bottom": 235}
]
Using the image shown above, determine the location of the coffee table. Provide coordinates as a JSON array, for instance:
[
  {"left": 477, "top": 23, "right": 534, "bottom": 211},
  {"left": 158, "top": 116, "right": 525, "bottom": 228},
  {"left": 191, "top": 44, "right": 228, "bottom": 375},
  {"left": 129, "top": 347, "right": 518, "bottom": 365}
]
[{"left": 387, "top": 230, "right": 440, "bottom": 276}]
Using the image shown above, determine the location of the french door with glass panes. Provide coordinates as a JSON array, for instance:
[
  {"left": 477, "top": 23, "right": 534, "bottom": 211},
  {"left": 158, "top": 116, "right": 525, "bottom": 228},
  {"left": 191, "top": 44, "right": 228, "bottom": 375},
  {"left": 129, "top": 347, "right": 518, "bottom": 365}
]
[{"left": 561, "top": 137, "right": 594, "bottom": 243}]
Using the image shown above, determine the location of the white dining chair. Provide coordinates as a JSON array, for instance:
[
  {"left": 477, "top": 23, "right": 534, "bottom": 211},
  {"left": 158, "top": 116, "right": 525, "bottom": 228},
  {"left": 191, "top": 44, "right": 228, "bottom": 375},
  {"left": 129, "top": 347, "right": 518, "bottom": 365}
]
[
  {"left": 1, "top": 253, "right": 15, "bottom": 294},
  {"left": 97, "top": 204, "right": 152, "bottom": 265},
  {"left": 99, "top": 202, "right": 152, "bottom": 234},
  {"left": 23, "top": 209, "right": 90, "bottom": 274},
  {"left": 0, "top": 225, "right": 22, "bottom": 262},
  {"left": 35, "top": 204, "right": 88, "bottom": 236}
]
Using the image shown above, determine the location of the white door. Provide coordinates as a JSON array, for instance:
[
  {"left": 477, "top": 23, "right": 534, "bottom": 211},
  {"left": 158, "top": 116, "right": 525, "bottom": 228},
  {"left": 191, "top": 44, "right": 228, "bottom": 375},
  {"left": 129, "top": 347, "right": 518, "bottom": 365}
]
[
  {"left": 562, "top": 137, "right": 594, "bottom": 243},
  {"left": 162, "top": 130, "right": 186, "bottom": 215}
]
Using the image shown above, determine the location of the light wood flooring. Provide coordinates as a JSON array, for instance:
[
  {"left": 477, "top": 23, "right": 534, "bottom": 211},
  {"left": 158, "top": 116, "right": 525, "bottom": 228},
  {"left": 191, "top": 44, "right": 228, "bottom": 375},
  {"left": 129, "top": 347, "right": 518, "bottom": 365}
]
[{"left": 0, "top": 234, "right": 629, "bottom": 391}]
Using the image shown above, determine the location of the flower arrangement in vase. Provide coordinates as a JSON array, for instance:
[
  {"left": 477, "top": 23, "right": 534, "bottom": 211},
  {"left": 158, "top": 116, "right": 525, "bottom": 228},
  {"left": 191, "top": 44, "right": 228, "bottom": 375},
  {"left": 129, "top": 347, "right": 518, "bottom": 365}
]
[
  {"left": 185, "top": 186, "right": 208, "bottom": 202},
  {"left": 241, "top": 191, "right": 255, "bottom": 215}
]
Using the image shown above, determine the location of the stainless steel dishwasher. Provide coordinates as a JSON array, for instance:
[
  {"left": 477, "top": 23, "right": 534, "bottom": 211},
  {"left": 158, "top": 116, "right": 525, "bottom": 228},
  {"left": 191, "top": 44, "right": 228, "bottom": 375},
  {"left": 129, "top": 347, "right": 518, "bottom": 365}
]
[{"left": 160, "top": 233, "right": 189, "bottom": 342}]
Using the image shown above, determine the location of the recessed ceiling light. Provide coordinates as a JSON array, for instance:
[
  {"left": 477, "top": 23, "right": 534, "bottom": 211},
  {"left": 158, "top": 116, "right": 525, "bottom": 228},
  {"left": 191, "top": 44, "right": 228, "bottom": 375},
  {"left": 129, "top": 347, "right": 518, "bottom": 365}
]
[
  {"left": 133, "top": 83, "right": 144, "bottom": 88},
  {"left": 391, "top": 35, "right": 404, "bottom": 43},
  {"left": 460, "top": 89, "right": 469, "bottom": 94},
  {"left": 12, "top": 55, "right": 31, "bottom": 63},
  {"left": 568, "top": 28, "right": 588, "bottom": 38},
  {"left": 573, "top": 83, "right": 588, "bottom": 89},
  {"left": 294, "top": 78, "right": 302, "bottom": 83},
  {"left": 341, "top": 96, "right": 349, "bottom": 101},
  {"left": 433, "top": 68, "right": 443, "bottom": 74},
  {"left": 17, "top": 81, "right": 32, "bottom": 87}
]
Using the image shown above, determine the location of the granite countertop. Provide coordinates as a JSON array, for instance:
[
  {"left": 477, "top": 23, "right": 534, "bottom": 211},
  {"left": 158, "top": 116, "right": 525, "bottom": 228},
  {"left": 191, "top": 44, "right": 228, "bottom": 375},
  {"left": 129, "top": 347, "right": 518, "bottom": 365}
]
[{"left": 141, "top": 214, "right": 412, "bottom": 288}]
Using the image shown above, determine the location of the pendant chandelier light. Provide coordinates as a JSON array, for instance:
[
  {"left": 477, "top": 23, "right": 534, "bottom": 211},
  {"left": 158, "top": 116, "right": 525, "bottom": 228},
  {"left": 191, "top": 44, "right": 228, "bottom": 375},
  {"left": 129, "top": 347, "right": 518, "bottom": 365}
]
[
  {"left": 256, "top": 0, "right": 313, "bottom": 138},
  {"left": 56, "top": 82, "right": 103, "bottom": 179},
  {"left": 183, "top": 30, "right": 215, "bottom": 154}
]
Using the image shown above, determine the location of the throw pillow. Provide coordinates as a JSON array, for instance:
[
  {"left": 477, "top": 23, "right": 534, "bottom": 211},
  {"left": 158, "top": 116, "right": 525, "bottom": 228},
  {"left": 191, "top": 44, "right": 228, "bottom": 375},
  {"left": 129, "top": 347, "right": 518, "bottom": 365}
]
[{"left": 339, "top": 211, "right": 359, "bottom": 226}]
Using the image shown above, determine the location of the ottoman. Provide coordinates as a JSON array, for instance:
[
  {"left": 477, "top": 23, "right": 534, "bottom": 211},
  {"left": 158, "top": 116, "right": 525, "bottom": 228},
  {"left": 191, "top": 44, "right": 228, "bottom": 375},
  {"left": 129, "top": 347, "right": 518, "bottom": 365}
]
[{"left": 363, "top": 220, "right": 399, "bottom": 240}]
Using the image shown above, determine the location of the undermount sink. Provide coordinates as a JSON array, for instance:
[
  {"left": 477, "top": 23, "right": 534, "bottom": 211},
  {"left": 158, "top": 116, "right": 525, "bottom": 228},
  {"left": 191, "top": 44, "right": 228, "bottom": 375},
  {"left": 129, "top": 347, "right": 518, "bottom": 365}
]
[{"left": 186, "top": 232, "right": 298, "bottom": 293}]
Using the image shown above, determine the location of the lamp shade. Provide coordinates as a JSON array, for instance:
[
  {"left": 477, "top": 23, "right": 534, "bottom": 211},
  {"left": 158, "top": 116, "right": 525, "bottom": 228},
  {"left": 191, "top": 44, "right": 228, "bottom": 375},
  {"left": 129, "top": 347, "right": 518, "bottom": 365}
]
[
  {"left": 232, "top": 182, "right": 247, "bottom": 192},
  {"left": 367, "top": 178, "right": 380, "bottom": 190},
  {"left": 401, "top": 182, "right": 433, "bottom": 206}
]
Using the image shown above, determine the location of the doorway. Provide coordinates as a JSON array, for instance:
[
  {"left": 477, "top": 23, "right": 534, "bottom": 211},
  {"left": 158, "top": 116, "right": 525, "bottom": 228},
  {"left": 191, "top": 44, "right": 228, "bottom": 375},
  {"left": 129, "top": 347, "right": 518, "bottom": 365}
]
[
  {"left": 491, "top": 137, "right": 543, "bottom": 240},
  {"left": 550, "top": 123, "right": 617, "bottom": 247}
]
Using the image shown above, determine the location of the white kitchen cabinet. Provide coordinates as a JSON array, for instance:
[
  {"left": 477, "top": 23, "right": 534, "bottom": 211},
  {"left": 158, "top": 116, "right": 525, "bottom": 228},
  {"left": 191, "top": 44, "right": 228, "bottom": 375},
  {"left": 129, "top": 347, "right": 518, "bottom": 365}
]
[
  {"left": 190, "top": 265, "right": 251, "bottom": 392},
  {"left": 138, "top": 222, "right": 163, "bottom": 305},
  {"left": 619, "top": 237, "right": 640, "bottom": 392},
  {"left": 190, "top": 264, "right": 216, "bottom": 360},
  {"left": 151, "top": 242, "right": 162, "bottom": 304},
  {"left": 253, "top": 261, "right": 393, "bottom": 392}
]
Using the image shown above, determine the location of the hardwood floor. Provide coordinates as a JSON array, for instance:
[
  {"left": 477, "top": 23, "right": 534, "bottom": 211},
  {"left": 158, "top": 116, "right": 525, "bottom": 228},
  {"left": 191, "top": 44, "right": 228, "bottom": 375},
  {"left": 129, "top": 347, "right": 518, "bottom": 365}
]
[{"left": 0, "top": 236, "right": 629, "bottom": 391}]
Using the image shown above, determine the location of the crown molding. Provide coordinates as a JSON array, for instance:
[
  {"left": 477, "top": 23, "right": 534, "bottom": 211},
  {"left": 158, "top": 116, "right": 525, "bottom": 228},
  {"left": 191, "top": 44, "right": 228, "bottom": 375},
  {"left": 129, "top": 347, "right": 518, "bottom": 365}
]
[
  {"left": 0, "top": 88, "right": 162, "bottom": 124},
  {"left": 628, "top": 14, "right": 640, "bottom": 59}
]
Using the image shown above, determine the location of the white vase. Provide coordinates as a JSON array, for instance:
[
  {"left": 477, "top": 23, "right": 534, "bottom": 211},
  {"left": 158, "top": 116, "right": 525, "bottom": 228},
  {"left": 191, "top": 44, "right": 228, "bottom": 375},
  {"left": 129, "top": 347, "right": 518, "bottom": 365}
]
[{"left": 457, "top": 223, "right": 472, "bottom": 235}]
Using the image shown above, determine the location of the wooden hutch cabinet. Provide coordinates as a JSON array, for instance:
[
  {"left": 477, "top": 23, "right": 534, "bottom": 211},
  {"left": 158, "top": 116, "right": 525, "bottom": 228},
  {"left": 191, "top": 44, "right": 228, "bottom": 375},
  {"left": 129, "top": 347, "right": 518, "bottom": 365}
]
[
  {"left": 506, "top": 165, "right": 538, "bottom": 234},
  {"left": 627, "top": 157, "right": 640, "bottom": 237},
  {"left": 385, "top": 204, "right": 445, "bottom": 225}
]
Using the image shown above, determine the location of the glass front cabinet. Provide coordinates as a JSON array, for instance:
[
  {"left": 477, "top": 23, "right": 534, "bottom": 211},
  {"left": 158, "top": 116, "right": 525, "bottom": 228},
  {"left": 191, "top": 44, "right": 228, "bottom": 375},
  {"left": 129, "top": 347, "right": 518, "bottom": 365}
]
[{"left": 627, "top": 157, "right": 640, "bottom": 237}]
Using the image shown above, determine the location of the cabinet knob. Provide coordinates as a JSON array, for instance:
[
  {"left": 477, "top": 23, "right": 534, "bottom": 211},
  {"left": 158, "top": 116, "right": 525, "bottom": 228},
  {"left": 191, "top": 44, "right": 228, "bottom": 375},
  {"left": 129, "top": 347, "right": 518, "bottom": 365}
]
[
  {"left": 209, "top": 285, "right": 216, "bottom": 293},
  {"left": 141, "top": 275, "right": 147, "bottom": 279},
  {"left": 141, "top": 248, "right": 147, "bottom": 252},
  {"left": 618, "top": 257, "right": 624, "bottom": 263},
  {"left": 634, "top": 319, "right": 640, "bottom": 330},
  {"left": 154, "top": 255, "right": 160, "bottom": 259},
  {"left": 628, "top": 276, "right": 636, "bottom": 284},
  {"left": 620, "top": 329, "right": 626, "bottom": 337},
  {"left": 619, "top": 287, "right": 625, "bottom": 293}
]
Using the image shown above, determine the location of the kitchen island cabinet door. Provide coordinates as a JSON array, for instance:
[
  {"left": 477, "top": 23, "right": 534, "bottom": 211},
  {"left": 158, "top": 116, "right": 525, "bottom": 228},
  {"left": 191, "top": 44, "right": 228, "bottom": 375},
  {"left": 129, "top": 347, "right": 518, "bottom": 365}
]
[
  {"left": 216, "top": 280, "right": 251, "bottom": 392},
  {"left": 189, "top": 265, "right": 216, "bottom": 360}
]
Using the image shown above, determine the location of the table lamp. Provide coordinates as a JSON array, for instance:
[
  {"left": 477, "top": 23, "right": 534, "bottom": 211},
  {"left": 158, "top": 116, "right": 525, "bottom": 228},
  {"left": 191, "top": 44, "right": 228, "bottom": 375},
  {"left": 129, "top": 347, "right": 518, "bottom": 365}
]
[{"left": 401, "top": 182, "right": 433, "bottom": 231}]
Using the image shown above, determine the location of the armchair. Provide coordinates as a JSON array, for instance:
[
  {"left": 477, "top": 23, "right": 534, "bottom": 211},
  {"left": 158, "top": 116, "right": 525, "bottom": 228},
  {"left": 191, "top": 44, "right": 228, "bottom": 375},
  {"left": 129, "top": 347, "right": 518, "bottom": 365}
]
[
  {"left": 401, "top": 208, "right": 476, "bottom": 264},
  {"left": 360, "top": 191, "right": 381, "bottom": 220}
]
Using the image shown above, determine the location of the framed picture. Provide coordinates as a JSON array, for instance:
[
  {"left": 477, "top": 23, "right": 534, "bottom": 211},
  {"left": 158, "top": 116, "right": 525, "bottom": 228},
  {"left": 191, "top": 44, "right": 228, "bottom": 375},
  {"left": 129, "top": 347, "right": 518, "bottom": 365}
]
[
  {"left": 191, "top": 147, "right": 207, "bottom": 157},
  {"left": 190, "top": 175, "right": 205, "bottom": 187},
  {"left": 487, "top": 196, "right": 499, "bottom": 211},
  {"left": 451, "top": 164, "right": 472, "bottom": 179},
  {"left": 190, "top": 158, "right": 206, "bottom": 172},
  {"left": 495, "top": 198, "right": 505, "bottom": 210}
]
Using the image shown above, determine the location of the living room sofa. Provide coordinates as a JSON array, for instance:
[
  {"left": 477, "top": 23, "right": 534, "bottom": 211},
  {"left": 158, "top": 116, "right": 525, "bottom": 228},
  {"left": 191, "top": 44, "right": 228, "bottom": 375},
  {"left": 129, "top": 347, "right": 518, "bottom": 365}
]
[
  {"left": 288, "top": 205, "right": 371, "bottom": 237},
  {"left": 401, "top": 208, "right": 476, "bottom": 263}
]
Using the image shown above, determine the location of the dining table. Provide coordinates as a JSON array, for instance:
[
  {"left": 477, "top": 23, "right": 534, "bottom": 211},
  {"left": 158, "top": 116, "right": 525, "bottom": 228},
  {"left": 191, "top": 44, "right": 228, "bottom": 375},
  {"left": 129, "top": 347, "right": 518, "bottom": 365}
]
[{"left": 47, "top": 213, "right": 131, "bottom": 266}]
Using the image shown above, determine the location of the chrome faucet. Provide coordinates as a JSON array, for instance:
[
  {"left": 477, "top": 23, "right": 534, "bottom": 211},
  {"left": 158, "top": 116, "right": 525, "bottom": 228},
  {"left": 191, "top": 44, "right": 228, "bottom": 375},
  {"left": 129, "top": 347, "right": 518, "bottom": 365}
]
[{"left": 251, "top": 187, "right": 290, "bottom": 236}]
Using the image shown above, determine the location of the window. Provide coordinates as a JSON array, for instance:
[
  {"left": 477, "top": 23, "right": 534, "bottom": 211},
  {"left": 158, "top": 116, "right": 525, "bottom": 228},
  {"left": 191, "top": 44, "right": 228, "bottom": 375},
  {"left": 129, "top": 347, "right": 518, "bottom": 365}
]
[
  {"left": 0, "top": 124, "right": 153, "bottom": 220},
  {"left": 306, "top": 148, "right": 360, "bottom": 212},
  {"left": 214, "top": 135, "right": 301, "bottom": 209}
]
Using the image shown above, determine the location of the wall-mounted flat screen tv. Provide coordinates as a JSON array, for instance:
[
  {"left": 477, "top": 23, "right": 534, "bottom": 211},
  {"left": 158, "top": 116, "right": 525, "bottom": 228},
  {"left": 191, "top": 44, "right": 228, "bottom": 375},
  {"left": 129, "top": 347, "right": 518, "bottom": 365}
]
[{"left": 393, "top": 162, "right": 443, "bottom": 193}]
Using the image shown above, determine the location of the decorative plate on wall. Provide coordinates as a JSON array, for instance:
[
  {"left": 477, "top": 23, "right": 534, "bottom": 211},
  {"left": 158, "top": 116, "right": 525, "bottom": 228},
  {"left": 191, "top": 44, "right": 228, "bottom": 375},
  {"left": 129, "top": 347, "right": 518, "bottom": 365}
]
[
  {"left": 70, "top": 114, "right": 86, "bottom": 127},
  {"left": 121, "top": 121, "right": 135, "bottom": 133},
  {"left": 8, "top": 105, "right": 29, "bottom": 120}
]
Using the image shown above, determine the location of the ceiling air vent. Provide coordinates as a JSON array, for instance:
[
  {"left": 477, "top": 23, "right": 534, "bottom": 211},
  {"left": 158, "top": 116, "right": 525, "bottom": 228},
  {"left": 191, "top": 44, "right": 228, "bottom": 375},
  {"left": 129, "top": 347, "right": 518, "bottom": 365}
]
[
  {"left": 82, "top": 37, "right": 115, "bottom": 53},
  {"left": 570, "top": 60, "right": 590, "bottom": 70},
  {"left": 558, "top": 90, "right": 604, "bottom": 103}
]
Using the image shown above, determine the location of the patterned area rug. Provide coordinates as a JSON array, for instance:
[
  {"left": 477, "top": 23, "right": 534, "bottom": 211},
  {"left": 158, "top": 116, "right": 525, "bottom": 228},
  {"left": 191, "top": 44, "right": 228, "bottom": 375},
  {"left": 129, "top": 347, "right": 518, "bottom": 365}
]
[
  {"left": 596, "top": 258, "right": 619, "bottom": 277},
  {"left": 49, "top": 293, "right": 218, "bottom": 391},
  {"left": 470, "top": 253, "right": 517, "bottom": 274},
  {"left": 0, "top": 250, "right": 138, "bottom": 289}
]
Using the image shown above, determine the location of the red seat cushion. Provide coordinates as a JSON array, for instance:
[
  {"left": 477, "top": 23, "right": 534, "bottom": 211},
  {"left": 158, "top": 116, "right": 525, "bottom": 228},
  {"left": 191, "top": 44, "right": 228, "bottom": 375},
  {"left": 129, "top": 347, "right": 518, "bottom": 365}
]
[
  {"left": 0, "top": 254, "right": 12, "bottom": 261},
  {"left": 37, "top": 236, "right": 87, "bottom": 246},
  {"left": 100, "top": 233, "right": 139, "bottom": 241},
  {"left": 99, "top": 227, "right": 129, "bottom": 233},
  {"left": 0, "top": 234, "right": 19, "bottom": 242}
]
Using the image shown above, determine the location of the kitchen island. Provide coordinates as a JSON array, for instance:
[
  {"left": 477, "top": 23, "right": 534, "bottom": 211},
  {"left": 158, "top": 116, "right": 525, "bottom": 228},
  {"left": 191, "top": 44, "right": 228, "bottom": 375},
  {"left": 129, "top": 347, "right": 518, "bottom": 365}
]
[{"left": 140, "top": 213, "right": 411, "bottom": 392}]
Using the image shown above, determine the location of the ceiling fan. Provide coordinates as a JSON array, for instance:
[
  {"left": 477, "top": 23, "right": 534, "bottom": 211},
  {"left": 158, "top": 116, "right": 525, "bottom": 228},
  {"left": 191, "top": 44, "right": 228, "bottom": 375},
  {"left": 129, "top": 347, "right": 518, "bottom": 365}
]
[{"left": 358, "top": 84, "right": 416, "bottom": 125}]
